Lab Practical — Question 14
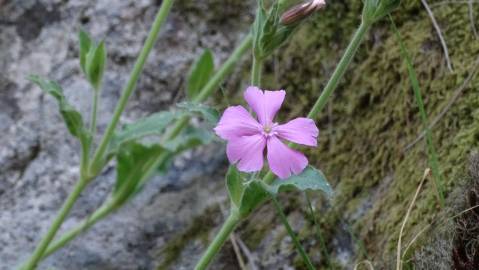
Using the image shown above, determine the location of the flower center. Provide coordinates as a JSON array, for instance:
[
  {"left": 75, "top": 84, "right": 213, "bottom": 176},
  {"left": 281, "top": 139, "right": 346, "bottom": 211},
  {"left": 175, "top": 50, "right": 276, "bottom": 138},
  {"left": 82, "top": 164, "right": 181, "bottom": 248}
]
[{"left": 262, "top": 123, "right": 278, "bottom": 137}]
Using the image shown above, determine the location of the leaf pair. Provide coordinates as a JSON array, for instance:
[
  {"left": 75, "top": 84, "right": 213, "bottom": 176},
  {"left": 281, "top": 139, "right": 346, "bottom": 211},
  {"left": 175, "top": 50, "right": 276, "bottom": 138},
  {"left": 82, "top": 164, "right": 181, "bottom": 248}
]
[
  {"left": 226, "top": 166, "right": 333, "bottom": 218},
  {"left": 79, "top": 30, "right": 107, "bottom": 90}
]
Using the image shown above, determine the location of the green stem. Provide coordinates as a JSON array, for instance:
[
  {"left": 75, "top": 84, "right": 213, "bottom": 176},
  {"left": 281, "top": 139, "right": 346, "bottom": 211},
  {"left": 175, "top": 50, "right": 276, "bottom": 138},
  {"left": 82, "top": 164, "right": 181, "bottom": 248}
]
[
  {"left": 89, "top": 0, "right": 175, "bottom": 175},
  {"left": 271, "top": 197, "right": 315, "bottom": 270},
  {"left": 263, "top": 21, "right": 371, "bottom": 185},
  {"left": 194, "top": 211, "right": 241, "bottom": 270},
  {"left": 42, "top": 201, "right": 114, "bottom": 259},
  {"left": 21, "top": 177, "right": 89, "bottom": 270},
  {"left": 251, "top": 57, "right": 262, "bottom": 86},
  {"left": 89, "top": 89, "right": 100, "bottom": 137},
  {"left": 195, "top": 35, "right": 252, "bottom": 103},
  {"left": 307, "top": 21, "right": 370, "bottom": 119}
]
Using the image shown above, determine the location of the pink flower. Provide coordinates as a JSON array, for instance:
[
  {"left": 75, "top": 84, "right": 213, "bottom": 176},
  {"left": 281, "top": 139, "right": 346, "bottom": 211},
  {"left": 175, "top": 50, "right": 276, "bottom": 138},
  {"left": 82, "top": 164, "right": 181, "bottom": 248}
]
[{"left": 214, "top": 86, "right": 319, "bottom": 179}]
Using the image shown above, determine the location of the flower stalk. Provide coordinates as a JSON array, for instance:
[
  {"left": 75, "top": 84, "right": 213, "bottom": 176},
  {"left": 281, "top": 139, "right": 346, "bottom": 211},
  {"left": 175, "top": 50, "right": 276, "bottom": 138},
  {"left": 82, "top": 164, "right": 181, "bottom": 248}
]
[{"left": 194, "top": 211, "right": 241, "bottom": 270}]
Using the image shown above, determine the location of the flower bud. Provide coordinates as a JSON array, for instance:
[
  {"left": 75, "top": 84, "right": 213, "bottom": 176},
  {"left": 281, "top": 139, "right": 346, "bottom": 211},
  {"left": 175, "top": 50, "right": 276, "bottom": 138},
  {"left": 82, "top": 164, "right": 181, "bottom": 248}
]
[{"left": 280, "top": 0, "right": 326, "bottom": 25}]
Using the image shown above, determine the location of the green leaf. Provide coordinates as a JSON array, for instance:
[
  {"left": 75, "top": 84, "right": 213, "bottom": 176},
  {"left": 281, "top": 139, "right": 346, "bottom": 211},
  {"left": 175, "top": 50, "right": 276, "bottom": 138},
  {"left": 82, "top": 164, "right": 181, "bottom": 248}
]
[
  {"left": 79, "top": 30, "right": 92, "bottom": 74},
  {"left": 29, "top": 75, "right": 91, "bottom": 146},
  {"left": 177, "top": 102, "right": 219, "bottom": 124},
  {"left": 268, "top": 166, "right": 333, "bottom": 197},
  {"left": 111, "top": 111, "right": 179, "bottom": 150},
  {"left": 238, "top": 180, "right": 270, "bottom": 217},
  {"left": 114, "top": 142, "right": 165, "bottom": 204},
  {"left": 226, "top": 166, "right": 244, "bottom": 207},
  {"left": 162, "top": 126, "right": 214, "bottom": 153},
  {"left": 85, "top": 41, "right": 107, "bottom": 90},
  {"left": 187, "top": 49, "right": 214, "bottom": 100},
  {"left": 224, "top": 166, "right": 270, "bottom": 217}
]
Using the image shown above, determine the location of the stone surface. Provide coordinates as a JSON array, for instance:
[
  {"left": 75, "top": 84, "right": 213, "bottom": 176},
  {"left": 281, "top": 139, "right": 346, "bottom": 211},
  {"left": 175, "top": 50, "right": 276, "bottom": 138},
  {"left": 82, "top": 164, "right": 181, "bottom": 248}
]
[{"left": 0, "top": 1, "right": 255, "bottom": 269}]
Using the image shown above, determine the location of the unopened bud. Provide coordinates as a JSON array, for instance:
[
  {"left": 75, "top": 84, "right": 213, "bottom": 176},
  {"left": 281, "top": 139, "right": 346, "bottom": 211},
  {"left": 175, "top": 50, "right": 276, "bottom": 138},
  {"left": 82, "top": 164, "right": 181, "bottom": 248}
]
[{"left": 280, "top": 0, "right": 326, "bottom": 25}]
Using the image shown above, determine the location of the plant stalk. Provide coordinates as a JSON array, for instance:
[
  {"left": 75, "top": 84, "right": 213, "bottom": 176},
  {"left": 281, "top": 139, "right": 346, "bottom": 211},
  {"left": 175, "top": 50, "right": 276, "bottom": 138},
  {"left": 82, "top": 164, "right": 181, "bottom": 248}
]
[
  {"left": 90, "top": 0, "right": 175, "bottom": 175},
  {"left": 42, "top": 201, "right": 114, "bottom": 258},
  {"left": 251, "top": 57, "right": 262, "bottom": 86},
  {"left": 263, "top": 21, "right": 371, "bottom": 185},
  {"left": 194, "top": 211, "right": 240, "bottom": 270},
  {"left": 89, "top": 89, "right": 100, "bottom": 136},
  {"left": 21, "top": 177, "right": 89, "bottom": 270}
]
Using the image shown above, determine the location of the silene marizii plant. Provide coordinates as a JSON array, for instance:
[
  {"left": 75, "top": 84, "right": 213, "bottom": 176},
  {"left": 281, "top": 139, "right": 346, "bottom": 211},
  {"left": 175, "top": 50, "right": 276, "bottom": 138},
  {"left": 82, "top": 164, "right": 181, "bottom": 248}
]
[{"left": 19, "top": 0, "right": 399, "bottom": 269}]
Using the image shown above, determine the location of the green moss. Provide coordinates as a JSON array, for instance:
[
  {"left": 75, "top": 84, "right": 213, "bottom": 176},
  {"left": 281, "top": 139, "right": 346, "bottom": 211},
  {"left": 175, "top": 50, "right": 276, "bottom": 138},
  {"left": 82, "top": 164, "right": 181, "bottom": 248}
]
[{"left": 259, "top": 0, "right": 479, "bottom": 267}]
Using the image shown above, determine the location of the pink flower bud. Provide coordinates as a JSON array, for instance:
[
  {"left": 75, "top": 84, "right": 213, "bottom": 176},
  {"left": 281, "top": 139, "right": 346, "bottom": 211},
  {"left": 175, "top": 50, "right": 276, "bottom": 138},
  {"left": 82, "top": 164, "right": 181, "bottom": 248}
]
[{"left": 280, "top": 0, "right": 326, "bottom": 25}]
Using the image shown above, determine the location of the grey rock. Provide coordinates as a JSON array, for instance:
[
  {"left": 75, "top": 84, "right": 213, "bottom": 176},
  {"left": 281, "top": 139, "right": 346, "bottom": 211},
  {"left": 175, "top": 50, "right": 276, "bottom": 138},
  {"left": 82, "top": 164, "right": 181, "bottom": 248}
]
[{"left": 0, "top": 0, "right": 254, "bottom": 269}]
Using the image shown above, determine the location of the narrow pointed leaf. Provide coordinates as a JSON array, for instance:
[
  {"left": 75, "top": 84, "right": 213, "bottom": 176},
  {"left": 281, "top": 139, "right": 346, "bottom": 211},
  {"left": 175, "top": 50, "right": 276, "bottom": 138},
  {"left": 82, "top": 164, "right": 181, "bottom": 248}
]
[
  {"left": 79, "top": 30, "right": 92, "bottom": 74},
  {"left": 187, "top": 49, "right": 215, "bottom": 100},
  {"left": 86, "top": 41, "right": 107, "bottom": 89},
  {"left": 29, "top": 75, "right": 91, "bottom": 146}
]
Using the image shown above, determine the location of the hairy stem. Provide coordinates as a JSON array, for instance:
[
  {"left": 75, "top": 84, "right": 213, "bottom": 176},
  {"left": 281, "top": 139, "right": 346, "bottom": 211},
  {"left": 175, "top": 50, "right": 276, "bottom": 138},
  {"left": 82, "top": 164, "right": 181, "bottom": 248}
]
[
  {"left": 251, "top": 57, "right": 262, "bottom": 86},
  {"left": 90, "top": 0, "right": 175, "bottom": 175},
  {"left": 194, "top": 212, "right": 241, "bottom": 270},
  {"left": 42, "top": 201, "right": 114, "bottom": 259},
  {"left": 263, "top": 21, "right": 371, "bottom": 185},
  {"left": 89, "top": 89, "right": 100, "bottom": 137},
  {"left": 21, "top": 177, "right": 89, "bottom": 270}
]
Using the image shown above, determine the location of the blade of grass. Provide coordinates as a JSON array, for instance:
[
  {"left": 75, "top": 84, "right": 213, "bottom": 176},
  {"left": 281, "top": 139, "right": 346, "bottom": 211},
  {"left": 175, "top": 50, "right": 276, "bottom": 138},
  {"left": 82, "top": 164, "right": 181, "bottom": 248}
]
[
  {"left": 389, "top": 15, "right": 445, "bottom": 207},
  {"left": 305, "top": 193, "right": 330, "bottom": 266},
  {"left": 271, "top": 196, "right": 315, "bottom": 270},
  {"left": 397, "top": 168, "right": 430, "bottom": 270}
]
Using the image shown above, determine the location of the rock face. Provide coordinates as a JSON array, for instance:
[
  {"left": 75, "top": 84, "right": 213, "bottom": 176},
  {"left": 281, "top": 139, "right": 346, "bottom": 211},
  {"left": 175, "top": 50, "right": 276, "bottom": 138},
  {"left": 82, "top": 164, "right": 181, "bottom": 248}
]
[
  {"left": 0, "top": 0, "right": 254, "bottom": 269},
  {"left": 1, "top": 0, "right": 479, "bottom": 270}
]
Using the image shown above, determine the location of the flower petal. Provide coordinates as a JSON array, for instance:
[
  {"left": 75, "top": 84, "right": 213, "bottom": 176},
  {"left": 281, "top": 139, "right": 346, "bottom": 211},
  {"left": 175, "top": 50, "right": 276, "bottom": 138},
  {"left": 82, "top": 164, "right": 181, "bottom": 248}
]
[
  {"left": 267, "top": 136, "right": 308, "bottom": 179},
  {"left": 244, "top": 86, "right": 286, "bottom": 125},
  {"left": 275, "top": 117, "right": 319, "bottom": 146},
  {"left": 214, "top": 105, "right": 262, "bottom": 141},
  {"left": 226, "top": 134, "right": 266, "bottom": 172}
]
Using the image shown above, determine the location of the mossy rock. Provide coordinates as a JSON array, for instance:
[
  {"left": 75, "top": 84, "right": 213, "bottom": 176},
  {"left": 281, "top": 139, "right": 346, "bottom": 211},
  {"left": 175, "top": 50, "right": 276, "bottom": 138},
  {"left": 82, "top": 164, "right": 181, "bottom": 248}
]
[{"left": 246, "top": 0, "right": 479, "bottom": 268}]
